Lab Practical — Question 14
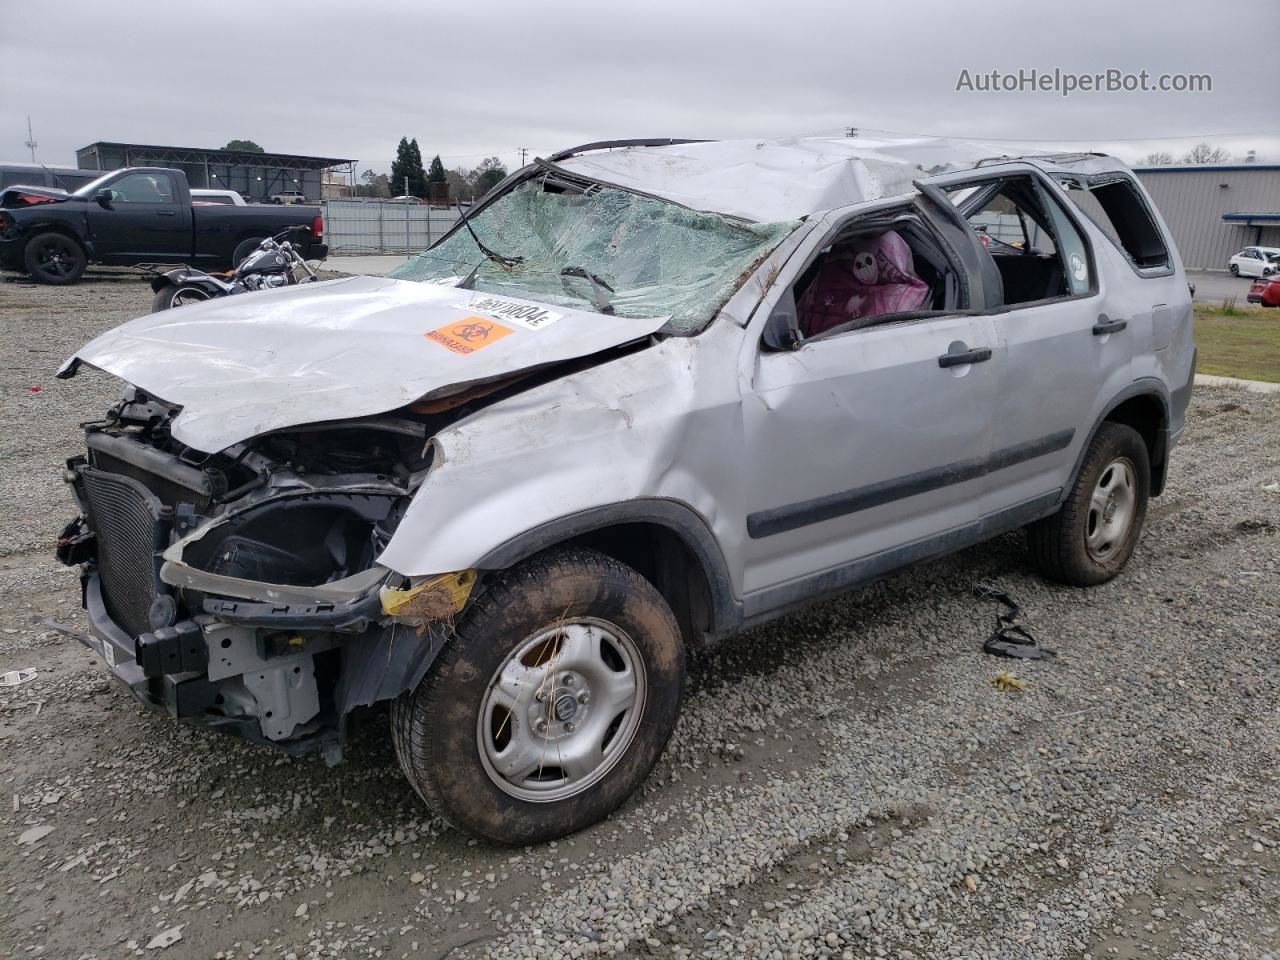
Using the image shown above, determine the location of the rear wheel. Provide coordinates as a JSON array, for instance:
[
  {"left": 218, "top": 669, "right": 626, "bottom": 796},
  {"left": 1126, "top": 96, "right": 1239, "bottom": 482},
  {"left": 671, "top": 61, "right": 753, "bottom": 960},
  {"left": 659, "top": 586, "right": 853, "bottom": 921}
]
[
  {"left": 391, "top": 547, "right": 685, "bottom": 844},
  {"left": 23, "top": 233, "right": 86, "bottom": 285},
  {"left": 1027, "top": 422, "right": 1150, "bottom": 586},
  {"left": 151, "top": 284, "right": 213, "bottom": 312}
]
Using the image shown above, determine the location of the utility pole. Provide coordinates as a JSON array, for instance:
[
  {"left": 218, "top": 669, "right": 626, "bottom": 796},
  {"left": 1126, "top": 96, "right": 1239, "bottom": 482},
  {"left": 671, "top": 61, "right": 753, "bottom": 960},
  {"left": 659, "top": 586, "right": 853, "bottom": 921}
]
[
  {"left": 25, "top": 116, "right": 37, "bottom": 162},
  {"left": 844, "top": 127, "right": 859, "bottom": 138},
  {"left": 518, "top": 147, "right": 529, "bottom": 167}
]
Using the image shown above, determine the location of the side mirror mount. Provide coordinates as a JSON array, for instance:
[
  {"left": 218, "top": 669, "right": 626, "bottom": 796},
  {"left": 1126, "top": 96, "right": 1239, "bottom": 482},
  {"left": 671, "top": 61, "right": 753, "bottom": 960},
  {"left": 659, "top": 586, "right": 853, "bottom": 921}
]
[
  {"left": 94, "top": 189, "right": 114, "bottom": 208},
  {"left": 761, "top": 288, "right": 802, "bottom": 352}
]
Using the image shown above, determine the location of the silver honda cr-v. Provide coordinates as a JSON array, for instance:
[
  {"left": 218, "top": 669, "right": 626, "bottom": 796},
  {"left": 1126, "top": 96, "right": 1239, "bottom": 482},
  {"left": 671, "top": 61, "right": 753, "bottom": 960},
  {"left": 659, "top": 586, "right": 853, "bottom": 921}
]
[{"left": 57, "top": 137, "right": 1195, "bottom": 843}]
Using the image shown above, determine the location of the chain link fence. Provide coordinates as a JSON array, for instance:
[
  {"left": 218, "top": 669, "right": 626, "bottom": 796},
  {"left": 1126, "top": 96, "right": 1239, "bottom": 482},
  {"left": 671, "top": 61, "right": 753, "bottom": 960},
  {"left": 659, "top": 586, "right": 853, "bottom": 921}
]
[{"left": 323, "top": 200, "right": 462, "bottom": 255}]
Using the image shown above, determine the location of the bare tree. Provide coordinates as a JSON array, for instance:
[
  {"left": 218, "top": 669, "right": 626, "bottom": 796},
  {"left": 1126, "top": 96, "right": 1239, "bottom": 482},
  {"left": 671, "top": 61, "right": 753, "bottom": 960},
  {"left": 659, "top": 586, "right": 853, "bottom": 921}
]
[
  {"left": 1139, "top": 151, "right": 1175, "bottom": 166},
  {"left": 445, "top": 168, "right": 473, "bottom": 203},
  {"left": 355, "top": 169, "right": 391, "bottom": 198},
  {"left": 1181, "top": 142, "right": 1230, "bottom": 164}
]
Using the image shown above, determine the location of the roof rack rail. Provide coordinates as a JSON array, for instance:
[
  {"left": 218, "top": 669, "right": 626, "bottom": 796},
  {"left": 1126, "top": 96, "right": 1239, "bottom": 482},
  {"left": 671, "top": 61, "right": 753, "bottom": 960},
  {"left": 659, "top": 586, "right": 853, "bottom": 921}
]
[
  {"left": 545, "top": 138, "right": 713, "bottom": 164},
  {"left": 974, "top": 151, "right": 1107, "bottom": 167}
]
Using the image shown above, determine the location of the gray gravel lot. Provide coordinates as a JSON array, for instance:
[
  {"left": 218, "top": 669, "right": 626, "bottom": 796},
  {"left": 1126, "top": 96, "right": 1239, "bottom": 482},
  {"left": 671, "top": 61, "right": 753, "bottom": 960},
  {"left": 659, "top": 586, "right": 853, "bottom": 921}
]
[{"left": 1, "top": 268, "right": 1278, "bottom": 960}]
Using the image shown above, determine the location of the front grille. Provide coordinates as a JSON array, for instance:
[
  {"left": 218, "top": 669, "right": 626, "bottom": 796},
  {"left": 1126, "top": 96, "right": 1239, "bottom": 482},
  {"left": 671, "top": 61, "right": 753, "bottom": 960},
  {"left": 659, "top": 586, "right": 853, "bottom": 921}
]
[{"left": 80, "top": 467, "right": 169, "bottom": 639}]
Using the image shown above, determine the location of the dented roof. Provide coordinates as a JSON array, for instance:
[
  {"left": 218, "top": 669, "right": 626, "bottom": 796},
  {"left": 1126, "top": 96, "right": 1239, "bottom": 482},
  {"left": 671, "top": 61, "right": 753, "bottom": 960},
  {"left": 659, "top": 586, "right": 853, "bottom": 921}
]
[{"left": 554, "top": 137, "right": 1128, "bottom": 223}]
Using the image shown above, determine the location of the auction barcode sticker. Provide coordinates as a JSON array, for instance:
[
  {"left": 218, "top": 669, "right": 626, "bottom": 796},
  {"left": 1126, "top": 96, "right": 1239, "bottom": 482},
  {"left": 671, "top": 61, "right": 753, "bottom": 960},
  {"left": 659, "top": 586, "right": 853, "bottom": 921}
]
[{"left": 456, "top": 295, "right": 563, "bottom": 330}]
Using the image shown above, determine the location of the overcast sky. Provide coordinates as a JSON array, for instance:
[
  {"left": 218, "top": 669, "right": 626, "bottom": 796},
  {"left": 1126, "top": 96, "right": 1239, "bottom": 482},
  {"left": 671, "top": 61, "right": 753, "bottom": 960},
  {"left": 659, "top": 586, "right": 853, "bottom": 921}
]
[{"left": 3, "top": 0, "right": 1277, "bottom": 176}]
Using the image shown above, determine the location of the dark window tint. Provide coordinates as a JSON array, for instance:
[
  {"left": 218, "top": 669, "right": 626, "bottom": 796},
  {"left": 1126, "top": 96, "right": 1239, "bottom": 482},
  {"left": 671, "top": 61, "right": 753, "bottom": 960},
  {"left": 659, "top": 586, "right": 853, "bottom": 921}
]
[
  {"left": 0, "top": 171, "right": 45, "bottom": 188},
  {"left": 104, "top": 173, "right": 176, "bottom": 204},
  {"left": 58, "top": 172, "right": 101, "bottom": 189}
]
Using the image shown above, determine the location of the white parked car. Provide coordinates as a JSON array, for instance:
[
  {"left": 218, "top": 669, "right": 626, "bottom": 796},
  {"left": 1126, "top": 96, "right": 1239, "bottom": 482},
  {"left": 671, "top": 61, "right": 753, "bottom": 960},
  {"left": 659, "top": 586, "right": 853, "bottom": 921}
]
[
  {"left": 1228, "top": 246, "right": 1280, "bottom": 278},
  {"left": 190, "top": 189, "right": 246, "bottom": 206}
]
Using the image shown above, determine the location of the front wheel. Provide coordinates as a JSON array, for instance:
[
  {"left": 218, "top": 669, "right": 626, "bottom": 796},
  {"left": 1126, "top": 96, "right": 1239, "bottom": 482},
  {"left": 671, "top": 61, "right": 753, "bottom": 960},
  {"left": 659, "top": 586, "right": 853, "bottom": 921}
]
[
  {"left": 1026, "top": 422, "right": 1151, "bottom": 586},
  {"left": 231, "top": 237, "right": 267, "bottom": 268},
  {"left": 391, "top": 547, "right": 685, "bottom": 845},
  {"left": 151, "top": 284, "right": 215, "bottom": 312},
  {"left": 1229, "top": 263, "right": 1240, "bottom": 277},
  {"left": 23, "top": 233, "right": 87, "bottom": 285}
]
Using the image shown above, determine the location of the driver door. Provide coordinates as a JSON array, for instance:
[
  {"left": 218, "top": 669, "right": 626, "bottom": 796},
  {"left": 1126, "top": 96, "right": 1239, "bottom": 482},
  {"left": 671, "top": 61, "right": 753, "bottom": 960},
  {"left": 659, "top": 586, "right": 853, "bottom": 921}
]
[
  {"left": 88, "top": 171, "right": 191, "bottom": 262},
  {"left": 739, "top": 202, "right": 1000, "bottom": 607}
]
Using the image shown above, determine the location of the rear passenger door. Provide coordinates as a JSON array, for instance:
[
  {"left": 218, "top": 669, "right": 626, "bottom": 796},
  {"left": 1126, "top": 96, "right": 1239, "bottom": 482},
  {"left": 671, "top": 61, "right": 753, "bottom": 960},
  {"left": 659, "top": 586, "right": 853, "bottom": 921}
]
[{"left": 921, "top": 166, "right": 1130, "bottom": 517}]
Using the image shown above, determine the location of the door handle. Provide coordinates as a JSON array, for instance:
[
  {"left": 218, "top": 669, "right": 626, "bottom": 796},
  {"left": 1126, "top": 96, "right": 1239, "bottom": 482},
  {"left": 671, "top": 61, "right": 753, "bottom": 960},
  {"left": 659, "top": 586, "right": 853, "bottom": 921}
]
[
  {"left": 1092, "top": 315, "right": 1127, "bottom": 336},
  {"left": 937, "top": 345, "right": 992, "bottom": 368},
  {"left": 156, "top": 210, "right": 177, "bottom": 217}
]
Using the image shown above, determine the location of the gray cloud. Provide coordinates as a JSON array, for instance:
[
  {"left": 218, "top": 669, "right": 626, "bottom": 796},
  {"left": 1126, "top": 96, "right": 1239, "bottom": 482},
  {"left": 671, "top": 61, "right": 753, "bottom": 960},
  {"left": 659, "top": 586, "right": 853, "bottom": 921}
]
[{"left": 3, "top": 0, "right": 1277, "bottom": 174}]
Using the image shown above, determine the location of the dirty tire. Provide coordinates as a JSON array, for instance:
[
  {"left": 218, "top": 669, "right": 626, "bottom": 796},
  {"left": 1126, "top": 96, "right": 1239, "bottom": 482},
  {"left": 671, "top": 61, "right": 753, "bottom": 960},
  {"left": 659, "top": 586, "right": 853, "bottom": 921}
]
[
  {"left": 23, "top": 232, "right": 87, "bottom": 285},
  {"left": 150, "top": 284, "right": 212, "bottom": 312},
  {"left": 231, "top": 237, "right": 266, "bottom": 268},
  {"left": 1027, "top": 422, "right": 1150, "bottom": 586},
  {"left": 391, "top": 547, "right": 685, "bottom": 845}
]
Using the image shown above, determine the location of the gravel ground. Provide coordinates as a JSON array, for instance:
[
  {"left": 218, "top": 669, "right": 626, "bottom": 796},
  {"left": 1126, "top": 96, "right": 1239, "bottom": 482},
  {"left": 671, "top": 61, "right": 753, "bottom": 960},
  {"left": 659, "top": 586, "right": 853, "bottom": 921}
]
[{"left": 2, "top": 269, "right": 1278, "bottom": 960}]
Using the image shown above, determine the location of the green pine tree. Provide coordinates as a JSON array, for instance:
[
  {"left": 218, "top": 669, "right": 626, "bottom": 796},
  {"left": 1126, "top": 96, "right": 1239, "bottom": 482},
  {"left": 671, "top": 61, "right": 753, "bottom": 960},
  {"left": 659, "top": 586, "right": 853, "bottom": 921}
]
[
  {"left": 390, "top": 137, "right": 414, "bottom": 197},
  {"left": 406, "top": 138, "right": 428, "bottom": 198}
]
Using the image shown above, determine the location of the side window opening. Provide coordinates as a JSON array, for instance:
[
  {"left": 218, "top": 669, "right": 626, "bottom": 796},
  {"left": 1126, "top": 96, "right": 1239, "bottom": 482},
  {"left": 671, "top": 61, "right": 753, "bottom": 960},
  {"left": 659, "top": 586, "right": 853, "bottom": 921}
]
[
  {"left": 945, "top": 176, "right": 1091, "bottom": 307},
  {"left": 791, "top": 213, "right": 964, "bottom": 341},
  {"left": 106, "top": 173, "right": 176, "bottom": 205},
  {"left": 1057, "top": 176, "right": 1170, "bottom": 271}
]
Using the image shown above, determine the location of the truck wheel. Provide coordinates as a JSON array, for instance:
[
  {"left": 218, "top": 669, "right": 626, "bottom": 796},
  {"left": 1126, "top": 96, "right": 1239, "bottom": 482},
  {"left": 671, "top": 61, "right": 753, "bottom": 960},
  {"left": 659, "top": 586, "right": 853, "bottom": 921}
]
[
  {"left": 23, "top": 233, "right": 87, "bottom": 285},
  {"left": 1026, "top": 422, "right": 1150, "bottom": 587},
  {"left": 232, "top": 237, "right": 266, "bottom": 268},
  {"left": 391, "top": 547, "right": 685, "bottom": 845},
  {"left": 151, "top": 284, "right": 213, "bottom": 312}
]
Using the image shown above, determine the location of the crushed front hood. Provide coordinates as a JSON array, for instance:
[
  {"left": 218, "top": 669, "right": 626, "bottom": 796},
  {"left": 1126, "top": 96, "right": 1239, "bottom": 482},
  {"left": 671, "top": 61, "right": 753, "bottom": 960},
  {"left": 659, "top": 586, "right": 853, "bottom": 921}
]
[{"left": 59, "top": 275, "right": 668, "bottom": 452}]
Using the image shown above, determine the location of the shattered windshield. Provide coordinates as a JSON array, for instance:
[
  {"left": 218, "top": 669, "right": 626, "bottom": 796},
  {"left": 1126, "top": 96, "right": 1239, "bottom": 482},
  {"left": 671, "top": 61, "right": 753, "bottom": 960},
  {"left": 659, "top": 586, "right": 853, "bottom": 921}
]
[{"left": 388, "top": 180, "right": 798, "bottom": 334}]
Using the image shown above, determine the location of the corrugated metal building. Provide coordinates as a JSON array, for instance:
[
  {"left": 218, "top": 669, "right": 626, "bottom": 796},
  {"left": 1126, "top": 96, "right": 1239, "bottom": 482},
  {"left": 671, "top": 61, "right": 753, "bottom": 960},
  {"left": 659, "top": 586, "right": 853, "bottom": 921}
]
[
  {"left": 1133, "top": 163, "right": 1280, "bottom": 271},
  {"left": 75, "top": 142, "right": 353, "bottom": 204}
]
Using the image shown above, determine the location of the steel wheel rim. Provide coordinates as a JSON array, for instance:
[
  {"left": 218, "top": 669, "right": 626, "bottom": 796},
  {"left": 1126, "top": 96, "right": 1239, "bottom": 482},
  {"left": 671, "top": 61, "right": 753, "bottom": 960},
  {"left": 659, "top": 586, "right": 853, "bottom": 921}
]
[
  {"left": 477, "top": 617, "right": 647, "bottom": 803},
  {"left": 1086, "top": 456, "right": 1137, "bottom": 561}
]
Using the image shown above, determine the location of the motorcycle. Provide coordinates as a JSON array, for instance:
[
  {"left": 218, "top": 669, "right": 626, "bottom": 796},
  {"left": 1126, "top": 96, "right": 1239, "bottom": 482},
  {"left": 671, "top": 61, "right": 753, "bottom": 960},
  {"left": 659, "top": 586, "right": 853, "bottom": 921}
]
[{"left": 145, "top": 226, "right": 321, "bottom": 312}]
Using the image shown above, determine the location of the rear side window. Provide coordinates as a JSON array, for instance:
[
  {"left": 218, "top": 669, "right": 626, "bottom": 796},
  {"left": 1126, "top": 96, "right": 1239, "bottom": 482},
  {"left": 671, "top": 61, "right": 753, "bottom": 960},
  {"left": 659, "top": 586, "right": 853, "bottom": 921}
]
[
  {"left": 59, "top": 172, "right": 101, "bottom": 189},
  {"left": 1058, "top": 176, "right": 1170, "bottom": 271},
  {"left": 0, "top": 170, "right": 44, "bottom": 188},
  {"left": 944, "top": 175, "right": 1094, "bottom": 307}
]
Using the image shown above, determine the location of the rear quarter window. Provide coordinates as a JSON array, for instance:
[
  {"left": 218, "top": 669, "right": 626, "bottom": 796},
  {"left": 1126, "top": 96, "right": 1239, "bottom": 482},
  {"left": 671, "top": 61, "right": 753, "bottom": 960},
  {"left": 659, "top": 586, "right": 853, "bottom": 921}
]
[{"left": 1058, "top": 176, "right": 1171, "bottom": 273}]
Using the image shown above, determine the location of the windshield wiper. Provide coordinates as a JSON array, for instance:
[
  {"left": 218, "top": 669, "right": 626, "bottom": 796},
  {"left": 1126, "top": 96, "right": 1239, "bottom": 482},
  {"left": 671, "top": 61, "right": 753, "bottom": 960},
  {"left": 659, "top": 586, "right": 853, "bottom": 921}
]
[
  {"left": 454, "top": 201, "right": 523, "bottom": 269},
  {"left": 560, "top": 266, "right": 615, "bottom": 315}
]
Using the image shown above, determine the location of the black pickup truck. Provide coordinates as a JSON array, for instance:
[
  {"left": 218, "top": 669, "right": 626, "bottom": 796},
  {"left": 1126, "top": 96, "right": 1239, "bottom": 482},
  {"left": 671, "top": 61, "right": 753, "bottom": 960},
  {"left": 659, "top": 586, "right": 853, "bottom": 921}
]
[{"left": 0, "top": 167, "right": 327, "bottom": 285}]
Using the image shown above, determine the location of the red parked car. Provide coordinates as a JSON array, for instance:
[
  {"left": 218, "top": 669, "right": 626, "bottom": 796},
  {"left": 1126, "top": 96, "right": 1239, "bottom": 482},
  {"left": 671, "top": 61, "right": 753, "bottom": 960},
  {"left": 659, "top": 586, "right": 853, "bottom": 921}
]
[{"left": 1247, "top": 275, "right": 1280, "bottom": 307}]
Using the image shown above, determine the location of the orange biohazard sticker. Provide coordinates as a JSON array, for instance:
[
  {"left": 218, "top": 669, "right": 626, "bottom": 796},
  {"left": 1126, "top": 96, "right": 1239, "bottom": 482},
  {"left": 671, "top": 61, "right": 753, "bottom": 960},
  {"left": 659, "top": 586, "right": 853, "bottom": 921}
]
[{"left": 424, "top": 316, "right": 515, "bottom": 355}]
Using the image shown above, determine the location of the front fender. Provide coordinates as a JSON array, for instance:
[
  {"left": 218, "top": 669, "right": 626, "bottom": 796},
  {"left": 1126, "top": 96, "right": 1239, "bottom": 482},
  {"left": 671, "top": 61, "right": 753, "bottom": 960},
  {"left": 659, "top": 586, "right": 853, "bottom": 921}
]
[{"left": 375, "top": 334, "right": 747, "bottom": 590}]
